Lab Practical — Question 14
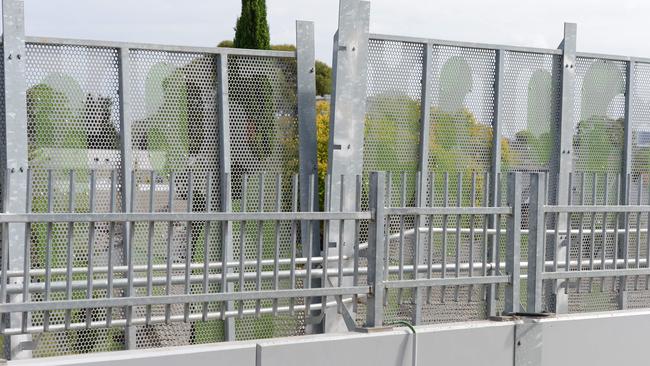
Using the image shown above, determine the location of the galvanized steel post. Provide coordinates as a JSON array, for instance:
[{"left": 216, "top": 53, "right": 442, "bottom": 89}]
[
  {"left": 2, "top": 0, "right": 32, "bottom": 359},
  {"left": 505, "top": 173, "right": 521, "bottom": 314},
  {"left": 296, "top": 20, "right": 322, "bottom": 334},
  {"left": 411, "top": 41, "right": 434, "bottom": 325},
  {"left": 217, "top": 53, "right": 236, "bottom": 340},
  {"left": 527, "top": 173, "right": 547, "bottom": 313},
  {"left": 367, "top": 172, "right": 386, "bottom": 327},
  {"left": 117, "top": 46, "right": 137, "bottom": 349},
  {"left": 553, "top": 22, "right": 577, "bottom": 314},
  {"left": 326, "top": 0, "right": 370, "bottom": 332},
  {"left": 487, "top": 48, "right": 506, "bottom": 317},
  {"left": 618, "top": 59, "right": 636, "bottom": 309}
]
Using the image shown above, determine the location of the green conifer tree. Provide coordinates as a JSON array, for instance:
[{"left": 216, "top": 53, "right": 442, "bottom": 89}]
[{"left": 234, "top": 0, "right": 271, "bottom": 50}]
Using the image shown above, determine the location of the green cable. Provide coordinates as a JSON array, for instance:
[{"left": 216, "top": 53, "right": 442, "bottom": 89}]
[{"left": 392, "top": 320, "right": 416, "bottom": 334}]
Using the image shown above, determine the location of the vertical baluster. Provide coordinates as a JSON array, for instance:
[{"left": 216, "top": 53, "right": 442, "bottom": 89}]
[
  {"left": 601, "top": 173, "right": 609, "bottom": 290},
  {"left": 289, "top": 174, "right": 298, "bottom": 315},
  {"left": 383, "top": 172, "right": 392, "bottom": 308},
  {"left": 494, "top": 173, "right": 502, "bottom": 300},
  {"left": 255, "top": 173, "right": 265, "bottom": 317},
  {"left": 64, "top": 170, "right": 75, "bottom": 329},
  {"left": 272, "top": 174, "right": 282, "bottom": 315},
  {"left": 106, "top": 170, "right": 118, "bottom": 327},
  {"left": 183, "top": 172, "right": 194, "bottom": 322},
  {"left": 468, "top": 172, "right": 476, "bottom": 302},
  {"left": 397, "top": 172, "right": 406, "bottom": 305},
  {"left": 338, "top": 174, "right": 346, "bottom": 313},
  {"left": 305, "top": 174, "right": 315, "bottom": 315},
  {"left": 576, "top": 172, "right": 585, "bottom": 293},
  {"left": 164, "top": 173, "right": 175, "bottom": 324},
  {"left": 454, "top": 172, "right": 462, "bottom": 302},
  {"left": 426, "top": 172, "right": 434, "bottom": 303},
  {"left": 353, "top": 174, "right": 362, "bottom": 313},
  {"left": 85, "top": 170, "right": 97, "bottom": 328},
  {"left": 238, "top": 174, "right": 248, "bottom": 318},
  {"left": 321, "top": 174, "right": 332, "bottom": 314},
  {"left": 612, "top": 175, "right": 621, "bottom": 292},
  {"left": 563, "top": 173, "right": 573, "bottom": 295},
  {"left": 21, "top": 168, "right": 32, "bottom": 333},
  {"left": 202, "top": 171, "right": 213, "bottom": 322},
  {"left": 634, "top": 175, "right": 643, "bottom": 291},
  {"left": 145, "top": 171, "right": 155, "bottom": 324},
  {"left": 482, "top": 172, "right": 490, "bottom": 302},
  {"left": 43, "top": 169, "right": 54, "bottom": 331},
  {"left": 441, "top": 173, "right": 449, "bottom": 303}
]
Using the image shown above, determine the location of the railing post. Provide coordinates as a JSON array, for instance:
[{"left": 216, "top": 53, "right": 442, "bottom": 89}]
[
  {"left": 2, "top": 0, "right": 31, "bottom": 359},
  {"left": 117, "top": 46, "right": 137, "bottom": 350},
  {"left": 505, "top": 172, "right": 521, "bottom": 314},
  {"left": 487, "top": 48, "right": 506, "bottom": 317},
  {"left": 367, "top": 171, "right": 386, "bottom": 327},
  {"left": 216, "top": 52, "right": 236, "bottom": 341},
  {"left": 296, "top": 20, "right": 319, "bottom": 259},
  {"left": 552, "top": 22, "right": 577, "bottom": 314},
  {"left": 327, "top": 0, "right": 370, "bottom": 332},
  {"left": 527, "top": 173, "right": 547, "bottom": 313},
  {"left": 618, "top": 59, "right": 636, "bottom": 310},
  {"left": 411, "top": 41, "right": 434, "bottom": 325},
  {"left": 295, "top": 20, "right": 322, "bottom": 334}
]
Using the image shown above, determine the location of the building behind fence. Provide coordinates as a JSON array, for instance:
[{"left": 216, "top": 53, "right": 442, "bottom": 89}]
[{"left": 1, "top": 0, "right": 650, "bottom": 361}]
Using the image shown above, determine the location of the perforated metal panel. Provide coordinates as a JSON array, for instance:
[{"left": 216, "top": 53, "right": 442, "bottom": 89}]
[
  {"left": 129, "top": 50, "right": 224, "bottom": 347},
  {"left": 361, "top": 39, "right": 424, "bottom": 325},
  {"left": 572, "top": 57, "right": 626, "bottom": 176},
  {"left": 632, "top": 62, "right": 650, "bottom": 174},
  {"left": 24, "top": 42, "right": 125, "bottom": 357},
  {"left": 567, "top": 58, "right": 627, "bottom": 313},
  {"left": 423, "top": 45, "right": 495, "bottom": 324},
  {"left": 226, "top": 54, "right": 304, "bottom": 341}
]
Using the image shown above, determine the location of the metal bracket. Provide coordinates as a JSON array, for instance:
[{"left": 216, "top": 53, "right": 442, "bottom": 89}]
[{"left": 514, "top": 319, "right": 544, "bottom": 366}]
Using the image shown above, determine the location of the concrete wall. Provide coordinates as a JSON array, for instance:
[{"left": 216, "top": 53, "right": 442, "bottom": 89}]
[{"left": 11, "top": 309, "right": 650, "bottom": 366}]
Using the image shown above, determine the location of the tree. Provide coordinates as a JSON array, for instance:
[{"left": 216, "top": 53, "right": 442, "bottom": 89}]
[
  {"left": 234, "top": 0, "right": 270, "bottom": 50},
  {"left": 218, "top": 40, "right": 234, "bottom": 48},
  {"left": 315, "top": 61, "right": 332, "bottom": 96}
]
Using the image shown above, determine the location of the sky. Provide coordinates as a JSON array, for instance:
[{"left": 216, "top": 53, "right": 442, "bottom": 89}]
[{"left": 18, "top": 0, "right": 650, "bottom": 64}]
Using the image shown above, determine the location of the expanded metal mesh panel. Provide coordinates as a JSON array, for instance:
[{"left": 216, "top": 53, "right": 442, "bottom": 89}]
[
  {"left": 226, "top": 54, "right": 304, "bottom": 340},
  {"left": 129, "top": 50, "right": 224, "bottom": 347},
  {"left": 24, "top": 43, "right": 125, "bottom": 357}
]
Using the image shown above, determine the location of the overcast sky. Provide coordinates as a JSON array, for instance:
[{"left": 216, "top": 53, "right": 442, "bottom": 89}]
[{"left": 20, "top": 0, "right": 650, "bottom": 63}]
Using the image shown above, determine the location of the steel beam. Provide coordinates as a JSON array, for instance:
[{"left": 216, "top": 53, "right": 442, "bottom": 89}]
[
  {"left": 2, "top": 0, "right": 31, "bottom": 359},
  {"left": 326, "top": 0, "right": 370, "bottom": 332}
]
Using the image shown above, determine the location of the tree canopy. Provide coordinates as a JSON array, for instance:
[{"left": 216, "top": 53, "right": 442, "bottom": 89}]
[{"left": 234, "top": 0, "right": 271, "bottom": 50}]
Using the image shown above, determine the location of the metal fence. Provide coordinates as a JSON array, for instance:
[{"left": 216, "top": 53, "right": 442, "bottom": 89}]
[
  {"left": 1, "top": 0, "right": 319, "bottom": 357},
  {"left": 327, "top": 0, "right": 650, "bottom": 326},
  {"left": 3, "top": 0, "right": 650, "bottom": 361}
]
